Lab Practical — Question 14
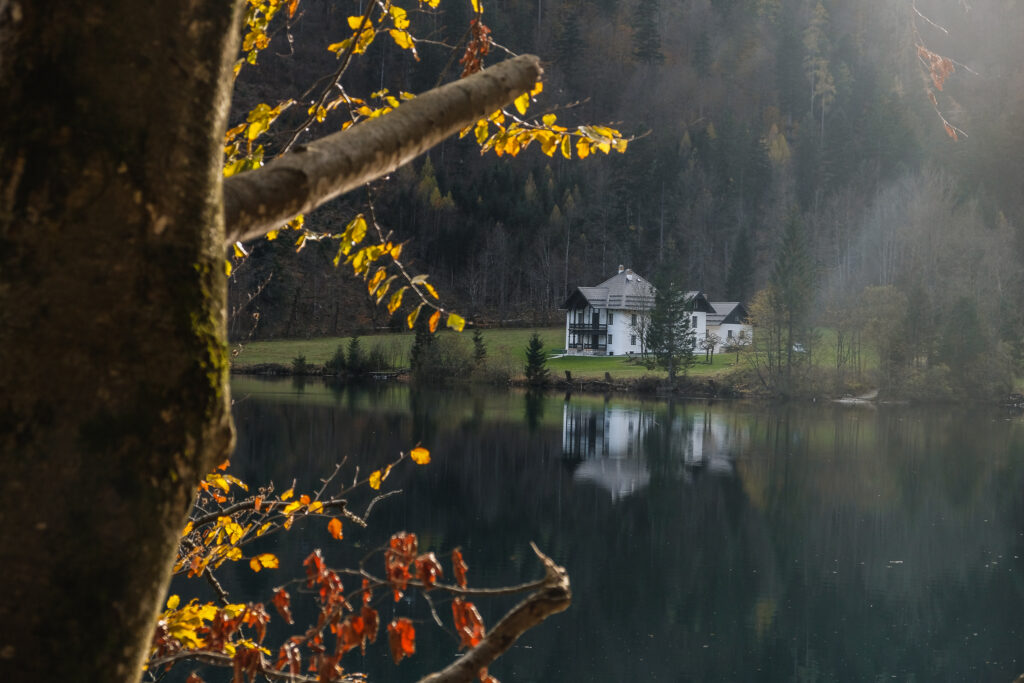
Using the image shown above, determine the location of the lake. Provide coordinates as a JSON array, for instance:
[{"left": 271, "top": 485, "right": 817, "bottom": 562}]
[{"left": 219, "top": 377, "right": 1024, "bottom": 682}]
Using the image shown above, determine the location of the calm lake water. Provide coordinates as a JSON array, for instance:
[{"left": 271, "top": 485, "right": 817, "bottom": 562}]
[{"left": 220, "top": 377, "right": 1024, "bottom": 682}]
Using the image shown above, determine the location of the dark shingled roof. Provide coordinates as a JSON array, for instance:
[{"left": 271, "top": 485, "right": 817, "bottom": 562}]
[
  {"left": 562, "top": 269, "right": 656, "bottom": 310},
  {"left": 708, "top": 302, "right": 749, "bottom": 325},
  {"left": 562, "top": 269, "right": 715, "bottom": 312}
]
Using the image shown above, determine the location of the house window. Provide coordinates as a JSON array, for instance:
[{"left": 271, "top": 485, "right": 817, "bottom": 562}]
[
  {"left": 631, "top": 313, "right": 637, "bottom": 325},
  {"left": 727, "top": 329, "right": 734, "bottom": 339},
  {"left": 739, "top": 330, "right": 746, "bottom": 339},
  {"left": 631, "top": 335, "right": 637, "bottom": 346},
  {"left": 608, "top": 312, "right": 614, "bottom": 324},
  {"left": 692, "top": 315, "right": 698, "bottom": 328},
  {"left": 608, "top": 334, "right": 613, "bottom": 344}
]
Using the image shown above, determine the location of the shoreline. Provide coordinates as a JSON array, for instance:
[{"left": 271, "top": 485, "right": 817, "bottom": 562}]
[{"left": 230, "top": 364, "right": 1024, "bottom": 408}]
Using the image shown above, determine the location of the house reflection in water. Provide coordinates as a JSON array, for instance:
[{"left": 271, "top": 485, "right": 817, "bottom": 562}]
[{"left": 562, "top": 401, "right": 741, "bottom": 502}]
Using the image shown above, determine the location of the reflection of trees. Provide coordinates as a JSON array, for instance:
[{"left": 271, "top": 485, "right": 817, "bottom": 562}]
[
  {"left": 524, "top": 390, "right": 546, "bottom": 432},
  {"left": 229, "top": 383, "right": 1024, "bottom": 682}
]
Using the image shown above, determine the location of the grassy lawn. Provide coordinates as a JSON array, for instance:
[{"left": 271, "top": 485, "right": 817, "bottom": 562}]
[
  {"left": 232, "top": 327, "right": 741, "bottom": 380},
  {"left": 232, "top": 327, "right": 568, "bottom": 368}
]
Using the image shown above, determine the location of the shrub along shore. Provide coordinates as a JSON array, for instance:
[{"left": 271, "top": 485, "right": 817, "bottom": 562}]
[{"left": 230, "top": 328, "right": 1024, "bottom": 405}]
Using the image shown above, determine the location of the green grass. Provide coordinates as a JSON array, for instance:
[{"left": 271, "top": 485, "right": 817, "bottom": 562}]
[
  {"left": 232, "top": 327, "right": 568, "bottom": 368},
  {"left": 232, "top": 327, "right": 743, "bottom": 380}
]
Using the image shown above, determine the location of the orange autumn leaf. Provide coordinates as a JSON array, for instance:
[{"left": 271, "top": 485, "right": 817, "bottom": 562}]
[
  {"left": 328, "top": 517, "right": 343, "bottom": 540},
  {"left": 452, "top": 547, "right": 468, "bottom": 588},
  {"left": 410, "top": 446, "right": 430, "bottom": 465},
  {"left": 428, "top": 309, "right": 441, "bottom": 333},
  {"left": 271, "top": 587, "right": 293, "bottom": 624},
  {"left": 387, "top": 618, "right": 416, "bottom": 664},
  {"left": 452, "top": 597, "right": 486, "bottom": 649}
]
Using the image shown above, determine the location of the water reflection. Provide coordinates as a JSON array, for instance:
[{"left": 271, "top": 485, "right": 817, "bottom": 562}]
[
  {"left": 563, "top": 400, "right": 743, "bottom": 500},
  {"left": 218, "top": 378, "right": 1024, "bottom": 683}
]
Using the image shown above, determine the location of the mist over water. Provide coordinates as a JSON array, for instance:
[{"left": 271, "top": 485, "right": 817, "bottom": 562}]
[{"left": 211, "top": 378, "right": 1024, "bottom": 682}]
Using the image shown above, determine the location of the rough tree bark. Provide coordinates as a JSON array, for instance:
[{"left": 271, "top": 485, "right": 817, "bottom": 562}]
[{"left": 0, "top": 2, "right": 540, "bottom": 682}]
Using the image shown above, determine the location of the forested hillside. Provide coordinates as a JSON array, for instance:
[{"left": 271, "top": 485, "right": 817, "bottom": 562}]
[{"left": 228, "top": 0, "right": 1024, "bottom": 354}]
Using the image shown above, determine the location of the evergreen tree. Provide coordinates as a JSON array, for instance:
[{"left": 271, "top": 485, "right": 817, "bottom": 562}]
[
  {"left": 646, "top": 274, "right": 696, "bottom": 381},
  {"left": 770, "top": 211, "right": 816, "bottom": 386},
  {"left": 725, "top": 226, "right": 754, "bottom": 302},
  {"left": 472, "top": 328, "right": 488, "bottom": 365},
  {"left": 631, "top": 0, "right": 663, "bottom": 65},
  {"left": 409, "top": 316, "right": 436, "bottom": 373},
  {"left": 524, "top": 332, "right": 550, "bottom": 386},
  {"left": 346, "top": 336, "right": 364, "bottom": 376}
]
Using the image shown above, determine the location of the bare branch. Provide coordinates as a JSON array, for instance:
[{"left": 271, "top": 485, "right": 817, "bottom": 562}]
[
  {"left": 224, "top": 55, "right": 543, "bottom": 245},
  {"left": 416, "top": 544, "right": 571, "bottom": 683}
]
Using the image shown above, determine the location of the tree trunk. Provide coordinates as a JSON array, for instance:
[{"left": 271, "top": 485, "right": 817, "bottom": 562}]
[
  {"left": 0, "top": 1, "right": 241, "bottom": 680},
  {"left": 1, "top": 3, "right": 543, "bottom": 682}
]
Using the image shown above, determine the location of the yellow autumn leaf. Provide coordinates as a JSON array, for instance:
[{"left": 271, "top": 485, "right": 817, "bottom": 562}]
[
  {"left": 256, "top": 522, "right": 272, "bottom": 536},
  {"left": 540, "top": 131, "right": 558, "bottom": 156},
  {"left": 369, "top": 470, "right": 382, "bottom": 490},
  {"left": 513, "top": 91, "right": 530, "bottom": 115},
  {"left": 390, "top": 5, "right": 410, "bottom": 29},
  {"left": 166, "top": 595, "right": 181, "bottom": 610},
  {"left": 308, "top": 501, "right": 323, "bottom": 514},
  {"left": 410, "top": 447, "right": 431, "bottom": 465},
  {"left": 346, "top": 214, "right": 368, "bottom": 245},
  {"left": 282, "top": 501, "right": 302, "bottom": 515},
  {"left": 224, "top": 260, "right": 232, "bottom": 276},
  {"left": 249, "top": 553, "right": 279, "bottom": 572},
  {"left": 266, "top": 229, "right": 279, "bottom": 240},
  {"left": 407, "top": 303, "right": 423, "bottom": 329},
  {"left": 387, "top": 287, "right": 406, "bottom": 314},
  {"left": 347, "top": 15, "right": 364, "bottom": 29},
  {"left": 181, "top": 521, "right": 193, "bottom": 537},
  {"left": 561, "top": 134, "right": 572, "bottom": 159},
  {"left": 530, "top": 80, "right": 543, "bottom": 96},
  {"left": 368, "top": 267, "right": 388, "bottom": 295},
  {"left": 390, "top": 243, "right": 403, "bottom": 259},
  {"left": 542, "top": 113, "right": 557, "bottom": 127},
  {"left": 576, "top": 137, "right": 590, "bottom": 159},
  {"left": 423, "top": 282, "right": 439, "bottom": 299},
  {"left": 446, "top": 312, "right": 466, "bottom": 332},
  {"left": 280, "top": 488, "right": 294, "bottom": 501},
  {"left": 389, "top": 29, "right": 413, "bottom": 50},
  {"left": 471, "top": 0, "right": 483, "bottom": 13},
  {"left": 475, "top": 119, "right": 489, "bottom": 145}
]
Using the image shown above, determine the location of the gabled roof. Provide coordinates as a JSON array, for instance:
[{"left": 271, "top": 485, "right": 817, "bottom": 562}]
[
  {"left": 562, "top": 269, "right": 717, "bottom": 313},
  {"left": 707, "top": 302, "right": 749, "bottom": 326},
  {"left": 562, "top": 269, "right": 656, "bottom": 311}
]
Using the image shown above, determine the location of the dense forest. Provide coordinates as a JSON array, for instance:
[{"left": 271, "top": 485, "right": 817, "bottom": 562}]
[{"left": 228, "top": 0, "right": 1024, "bottom": 379}]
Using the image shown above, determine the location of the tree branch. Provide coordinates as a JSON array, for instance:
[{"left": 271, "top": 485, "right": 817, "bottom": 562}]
[
  {"left": 224, "top": 55, "right": 542, "bottom": 245},
  {"left": 416, "top": 544, "right": 571, "bottom": 683}
]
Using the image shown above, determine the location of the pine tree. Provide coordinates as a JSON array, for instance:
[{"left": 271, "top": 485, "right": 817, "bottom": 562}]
[
  {"left": 646, "top": 274, "right": 696, "bottom": 381},
  {"left": 631, "top": 0, "right": 664, "bottom": 65},
  {"left": 725, "top": 226, "right": 754, "bottom": 302},
  {"left": 473, "top": 328, "right": 488, "bottom": 365},
  {"left": 770, "top": 211, "right": 816, "bottom": 386},
  {"left": 409, "top": 316, "right": 435, "bottom": 373},
  {"left": 524, "top": 332, "right": 550, "bottom": 386}
]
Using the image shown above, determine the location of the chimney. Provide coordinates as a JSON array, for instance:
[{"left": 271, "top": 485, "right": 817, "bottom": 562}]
[{"left": 618, "top": 265, "right": 624, "bottom": 274}]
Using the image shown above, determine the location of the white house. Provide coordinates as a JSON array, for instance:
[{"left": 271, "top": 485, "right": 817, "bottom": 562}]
[
  {"left": 561, "top": 266, "right": 714, "bottom": 356},
  {"left": 706, "top": 301, "right": 752, "bottom": 351}
]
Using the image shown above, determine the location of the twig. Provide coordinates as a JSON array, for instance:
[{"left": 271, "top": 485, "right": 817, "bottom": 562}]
[{"left": 416, "top": 544, "right": 571, "bottom": 683}]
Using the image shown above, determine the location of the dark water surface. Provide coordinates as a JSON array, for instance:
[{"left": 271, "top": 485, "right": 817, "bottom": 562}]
[{"left": 221, "top": 377, "right": 1024, "bottom": 682}]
